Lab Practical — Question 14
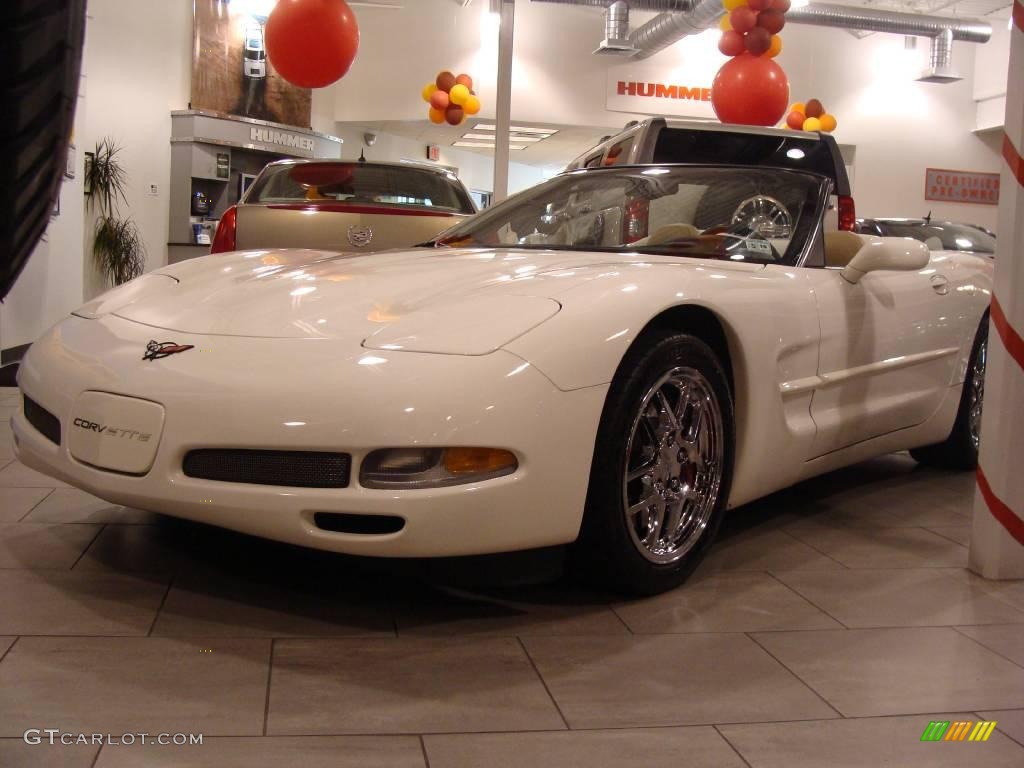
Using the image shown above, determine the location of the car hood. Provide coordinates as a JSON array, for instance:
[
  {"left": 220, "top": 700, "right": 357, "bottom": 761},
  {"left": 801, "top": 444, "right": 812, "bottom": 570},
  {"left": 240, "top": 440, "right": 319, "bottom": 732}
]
[{"left": 72, "top": 247, "right": 760, "bottom": 355}]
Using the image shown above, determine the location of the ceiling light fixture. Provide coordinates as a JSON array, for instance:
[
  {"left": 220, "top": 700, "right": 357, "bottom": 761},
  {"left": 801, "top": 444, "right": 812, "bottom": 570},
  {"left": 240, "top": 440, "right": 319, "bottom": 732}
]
[
  {"left": 453, "top": 141, "right": 527, "bottom": 150},
  {"left": 473, "top": 124, "right": 559, "bottom": 135}
]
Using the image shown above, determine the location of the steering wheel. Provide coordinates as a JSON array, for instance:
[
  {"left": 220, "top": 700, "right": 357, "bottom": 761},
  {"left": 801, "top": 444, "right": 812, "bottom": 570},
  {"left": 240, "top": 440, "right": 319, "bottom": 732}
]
[{"left": 731, "top": 195, "right": 793, "bottom": 239}]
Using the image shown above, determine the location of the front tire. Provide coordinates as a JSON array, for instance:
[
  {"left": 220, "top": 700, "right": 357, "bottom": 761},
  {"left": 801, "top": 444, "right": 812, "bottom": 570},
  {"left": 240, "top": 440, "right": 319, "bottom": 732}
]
[
  {"left": 576, "top": 331, "right": 734, "bottom": 595},
  {"left": 910, "top": 317, "right": 988, "bottom": 470}
]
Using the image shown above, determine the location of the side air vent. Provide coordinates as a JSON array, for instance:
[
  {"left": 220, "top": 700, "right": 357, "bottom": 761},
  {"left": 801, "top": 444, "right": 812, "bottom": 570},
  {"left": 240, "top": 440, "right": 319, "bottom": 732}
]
[
  {"left": 23, "top": 394, "right": 61, "bottom": 445},
  {"left": 183, "top": 449, "right": 351, "bottom": 488}
]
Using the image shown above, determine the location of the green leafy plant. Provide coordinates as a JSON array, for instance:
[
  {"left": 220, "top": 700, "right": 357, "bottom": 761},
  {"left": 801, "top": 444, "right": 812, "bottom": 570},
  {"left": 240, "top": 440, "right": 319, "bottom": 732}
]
[{"left": 85, "top": 137, "right": 145, "bottom": 286}]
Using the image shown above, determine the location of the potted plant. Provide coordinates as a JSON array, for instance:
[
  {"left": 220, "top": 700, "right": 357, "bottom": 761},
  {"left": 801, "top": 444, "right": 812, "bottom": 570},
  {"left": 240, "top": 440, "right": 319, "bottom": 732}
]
[{"left": 84, "top": 137, "right": 145, "bottom": 286}]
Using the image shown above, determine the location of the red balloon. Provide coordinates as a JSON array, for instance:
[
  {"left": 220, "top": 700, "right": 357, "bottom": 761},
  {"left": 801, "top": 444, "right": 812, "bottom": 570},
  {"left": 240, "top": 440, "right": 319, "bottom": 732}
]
[
  {"left": 455, "top": 73, "right": 474, "bottom": 90},
  {"left": 436, "top": 71, "right": 456, "bottom": 92},
  {"left": 712, "top": 53, "right": 790, "bottom": 127},
  {"left": 265, "top": 0, "right": 360, "bottom": 89},
  {"left": 757, "top": 9, "right": 786, "bottom": 34},
  {"left": 718, "top": 30, "right": 746, "bottom": 57},
  {"left": 445, "top": 105, "right": 465, "bottom": 125},
  {"left": 747, "top": 0, "right": 771, "bottom": 9},
  {"left": 805, "top": 98, "right": 825, "bottom": 118},
  {"left": 730, "top": 6, "right": 757, "bottom": 34},
  {"left": 771, "top": 0, "right": 791, "bottom": 11},
  {"left": 429, "top": 89, "right": 450, "bottom": 110},
  {"left": 745, "top": 26, "right": 772, "bottom": 56},
  {"left": 786, "top": 110, "right": 805, "bottom": 130}
]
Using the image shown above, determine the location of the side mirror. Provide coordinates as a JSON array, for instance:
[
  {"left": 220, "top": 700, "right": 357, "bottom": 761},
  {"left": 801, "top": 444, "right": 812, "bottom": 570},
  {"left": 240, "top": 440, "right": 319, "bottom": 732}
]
[{"left": 841, "top": 236, "right": 930, "bottom": 284}]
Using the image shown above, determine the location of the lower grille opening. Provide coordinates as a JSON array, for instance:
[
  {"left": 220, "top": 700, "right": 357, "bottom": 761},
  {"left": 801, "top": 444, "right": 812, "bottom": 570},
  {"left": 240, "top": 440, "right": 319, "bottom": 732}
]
[
  {"left": 313, "top": 512, "right": 405, "bottom": 535},
  {"left": 183, "top": 449, "right": 351, "bottom": 488},
  {"left": 23, "top": 394, "right": 61, "bottom": 445}
]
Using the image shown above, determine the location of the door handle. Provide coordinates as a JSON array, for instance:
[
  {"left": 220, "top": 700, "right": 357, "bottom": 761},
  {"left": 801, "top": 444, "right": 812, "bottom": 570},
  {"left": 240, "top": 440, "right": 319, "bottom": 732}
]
[{"left": 930, "top": 275, "right": 950, "bottom": 295}]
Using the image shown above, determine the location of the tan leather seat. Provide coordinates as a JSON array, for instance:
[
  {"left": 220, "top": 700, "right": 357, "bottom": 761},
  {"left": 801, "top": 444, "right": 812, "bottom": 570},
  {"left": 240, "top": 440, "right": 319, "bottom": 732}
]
[
  {"left": 634, "top": 222, "right": 701, "bottom": 247},
  {"left": 824, "top": 231, "right": 864, "bottom": 268}
]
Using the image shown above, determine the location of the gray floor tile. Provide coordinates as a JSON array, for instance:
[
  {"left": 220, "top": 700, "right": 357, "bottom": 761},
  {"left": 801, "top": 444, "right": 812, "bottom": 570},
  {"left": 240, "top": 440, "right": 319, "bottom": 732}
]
[
  {"left": 697, "top": 528, "right": 844, "bottom": 573},
  {"left": 395, "top": 585, "right": 627, "bottom": 638},
  {"left": 774, "top": 569, "right": 1024, "bottom": 628},
  {"left": 940, "top": 570, "right": 1024, "bottom": 612},
  {"left": 0, "top": 461, "right": 68, "bottom": 487},
  {"left": 94, "top": 735, "right": 426, "bottom": 768},
  {"left": 24, "top": 489, "right": 161, "bottom": 524},
  {"left": 752, "top": 627, "right": 1024, "bottom": 717},
  {"left": 0, "top": 569, "right": 168, "bottom": 636},
  {"left": 0, "top": 523, "right": 100, "bottom": 569},
  {"left": 268, "top": 637, "right": 565, "bottom": 734},
  {"left": 926, "top": 525, "right": 971, "bottom": 546},
  {"left": 0, "top": 739, "right": 99, "bottom": 768},
  {"left": 0, "top": 637, "right": 270, "bottom": 737},
  {"left": 720, "top": 713, "right": 1024, "bottom": 767},
  {"left": 786, "top": 524, "right": 967, "bottom": 568},
  {"left": 0, "top": 487, "right": 52, "bottom": 522},
  {"left": 73, "top": 524, "right": 189, "bottom": 574},
  {"left": 613, "top": 572, "right": 842, "bottom": 633},
  {"left": 956, "top": 624, "right": 1024, "bottom": 667},
  {"left": 522, "top": 634, "right": 838, "bottom": 729},
  {"left": 151, "top": 569, "right": 393, "bottom": 638},
  {"left": 979, "top": 710, "right": 1024, "bottom": 747},
  {"left": 424, "top": 726, "right": 748, "bottom": 768}
]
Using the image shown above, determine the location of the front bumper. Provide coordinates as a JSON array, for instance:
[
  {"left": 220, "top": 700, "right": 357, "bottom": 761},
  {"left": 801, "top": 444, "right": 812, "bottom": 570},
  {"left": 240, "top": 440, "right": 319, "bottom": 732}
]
[{"left": 14, "top": 315, "right": 607, "bottom": 557}]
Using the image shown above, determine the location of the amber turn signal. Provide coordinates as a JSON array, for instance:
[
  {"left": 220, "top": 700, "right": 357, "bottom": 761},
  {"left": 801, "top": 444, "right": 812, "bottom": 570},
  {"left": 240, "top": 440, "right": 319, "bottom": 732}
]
[{"left": 443, "top": 447, "right": 517, "bottom": 474}]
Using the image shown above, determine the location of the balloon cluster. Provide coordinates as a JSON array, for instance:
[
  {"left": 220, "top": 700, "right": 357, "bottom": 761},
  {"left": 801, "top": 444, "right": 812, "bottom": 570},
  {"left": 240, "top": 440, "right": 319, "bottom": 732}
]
[
  {"left": 421, "top": 71, "right": 481, "bottom": 126},
  {"left": 718, "top": 0, "right": 789, "bottom": 59},
  {"left": 785, "top": 99, "right": 838, "bottom": 132}
]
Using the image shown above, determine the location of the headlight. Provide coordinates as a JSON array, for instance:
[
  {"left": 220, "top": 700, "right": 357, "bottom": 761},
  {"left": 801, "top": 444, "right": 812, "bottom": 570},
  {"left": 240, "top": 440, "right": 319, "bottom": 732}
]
[{"left": 360, "top": 447, "right": 518, "bottom": 489}]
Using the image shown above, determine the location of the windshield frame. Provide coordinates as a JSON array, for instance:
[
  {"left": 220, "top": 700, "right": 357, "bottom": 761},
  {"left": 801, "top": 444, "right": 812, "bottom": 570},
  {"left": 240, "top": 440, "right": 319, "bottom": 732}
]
[{"left": 428, "top": 163, "right": 831, "bottom": 267}]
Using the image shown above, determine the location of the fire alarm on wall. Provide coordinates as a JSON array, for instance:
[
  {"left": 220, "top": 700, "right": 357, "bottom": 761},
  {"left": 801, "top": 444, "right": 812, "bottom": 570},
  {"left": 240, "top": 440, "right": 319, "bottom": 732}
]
[{"left": 426, "top": 144, "right": 440, "bottom": 162}]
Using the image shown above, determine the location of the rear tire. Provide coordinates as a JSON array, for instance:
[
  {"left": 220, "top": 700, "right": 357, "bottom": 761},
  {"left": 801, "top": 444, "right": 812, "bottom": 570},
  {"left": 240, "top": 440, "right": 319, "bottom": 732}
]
[
  {"left": 574, "top": 331, "right": 734, "bottom": 595},
  {"left": 910, "top": 317, "right": 988, "bottom": 471}
]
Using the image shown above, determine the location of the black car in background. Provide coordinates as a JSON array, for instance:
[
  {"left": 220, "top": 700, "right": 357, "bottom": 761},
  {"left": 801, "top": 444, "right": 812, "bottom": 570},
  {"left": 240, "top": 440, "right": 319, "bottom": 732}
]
[{"left": 856, "top": 218, "right": 996, "bottom": 256}]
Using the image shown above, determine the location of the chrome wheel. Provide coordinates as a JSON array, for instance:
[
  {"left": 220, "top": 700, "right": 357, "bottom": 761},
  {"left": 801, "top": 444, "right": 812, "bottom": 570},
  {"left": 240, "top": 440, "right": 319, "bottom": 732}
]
[
  {"left": 731, "top": 195, "right": 793, "bottom": 238},
  {"left": 968, "top": 337, "right": 986, "bottom": 450},
  {"left": 623, "top": 367, "right": 725, "bottom": 564}
]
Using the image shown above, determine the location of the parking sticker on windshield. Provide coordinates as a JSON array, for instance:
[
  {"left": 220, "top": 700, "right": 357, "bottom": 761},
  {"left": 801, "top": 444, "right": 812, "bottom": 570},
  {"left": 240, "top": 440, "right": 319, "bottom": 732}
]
[{"left": 744, "top": 239, "right": 773, "bottom": 255}]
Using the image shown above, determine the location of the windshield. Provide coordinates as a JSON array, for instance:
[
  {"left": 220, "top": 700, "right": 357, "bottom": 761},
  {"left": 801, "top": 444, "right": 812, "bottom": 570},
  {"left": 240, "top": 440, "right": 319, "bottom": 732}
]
[
  {"left": 247, "top": 163, "right": 475, "bottom": 214},
  {"left": 868, "top": 221, "right": 996, "bottom": 254},
  {"left": 434, "top": 166, "right": 825, "bottom": 265}
]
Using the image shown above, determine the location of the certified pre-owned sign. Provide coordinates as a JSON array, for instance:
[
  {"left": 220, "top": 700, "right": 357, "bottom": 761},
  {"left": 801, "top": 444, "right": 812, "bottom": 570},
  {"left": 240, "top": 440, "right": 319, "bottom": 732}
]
[{"left": 72, "top": 418, "right": 152, "bottom": 442}]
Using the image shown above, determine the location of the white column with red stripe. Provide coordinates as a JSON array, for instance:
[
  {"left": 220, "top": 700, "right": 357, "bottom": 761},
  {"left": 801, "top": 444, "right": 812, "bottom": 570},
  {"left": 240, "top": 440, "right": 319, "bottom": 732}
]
[{"left": 969, "top": 0, "right": 1024, "bottom": 579}]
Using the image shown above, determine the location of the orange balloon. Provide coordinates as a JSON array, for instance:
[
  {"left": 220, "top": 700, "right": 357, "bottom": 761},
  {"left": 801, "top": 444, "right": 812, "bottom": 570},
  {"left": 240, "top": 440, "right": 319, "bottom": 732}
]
[
  {"left": 790, "top": 101, "right": 805, "bottom": 115},
  {"left": 819, "top": 113, "right": 838, "bottom": 132},
  {"left": 463, "top": 95, "right": 481, "bottom": 115},
  {"left": 711, "top": 53, "right": 790, "bottom": 127},
  {"left": 455, "top": 73, "right": 473, "bottom": 90},
  {"left": 767, "top": 34, "right": 782, "bottom": 58},
  {"left": 428, "top": 107, "right": 445, "bottom": 124}
]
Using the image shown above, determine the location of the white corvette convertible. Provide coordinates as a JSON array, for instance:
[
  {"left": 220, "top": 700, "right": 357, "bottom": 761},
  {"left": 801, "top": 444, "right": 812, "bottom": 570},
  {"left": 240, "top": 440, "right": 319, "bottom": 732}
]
[{"left": 15, "top": 161, "right": 991, "bottom": 593}]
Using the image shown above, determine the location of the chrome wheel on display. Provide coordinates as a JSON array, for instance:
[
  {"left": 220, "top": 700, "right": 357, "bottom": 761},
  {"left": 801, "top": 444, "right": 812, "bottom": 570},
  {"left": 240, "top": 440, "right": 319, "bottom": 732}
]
[
  {"left": 623, "top": 367, "right": 725, "bottom": 564},
  {"left": 968, "top": 336, "right": 986, "bottom": 451}
]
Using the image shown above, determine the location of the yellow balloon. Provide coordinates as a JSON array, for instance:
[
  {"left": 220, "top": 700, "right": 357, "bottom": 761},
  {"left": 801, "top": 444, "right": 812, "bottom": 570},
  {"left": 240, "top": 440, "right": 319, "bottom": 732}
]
[
  {"left": 802, "top": 116, "right": 822, "bottom": 132},
  {"left": 819, "top": 114, "right": 838, "bottom": 132},
  {"left": 790, "top": 101, "right": 806, "bottom": 115},
  {"left": 767, "top": 34, "right": 782, "bottom": 58},
  {"left": 463, "top": 95, "right": 481, "bottom": 116},
  {"left": 422, "top": 83, "right": 437, "bottom": 103},
  {"left": 719, "top": 15, "right": 732, "bottom": 31},
  {"left": 723, "top": 0, "right": 746, "bottom": 10},
  {"left": 428, "top": 107, "right": 445, "bottom": 124},
  {"left": 449, "top": 83, "right": 470, "bottom": 106}
]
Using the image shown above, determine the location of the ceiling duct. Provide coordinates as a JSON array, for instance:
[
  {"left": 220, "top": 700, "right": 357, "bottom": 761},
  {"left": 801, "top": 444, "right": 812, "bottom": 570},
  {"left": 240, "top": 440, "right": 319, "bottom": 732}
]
[
  {"left": 531, "top": 0, "right": 991, "bottom": 81},
  {"left": 595, "top": 1, "right": 638, "bottom": 55}
]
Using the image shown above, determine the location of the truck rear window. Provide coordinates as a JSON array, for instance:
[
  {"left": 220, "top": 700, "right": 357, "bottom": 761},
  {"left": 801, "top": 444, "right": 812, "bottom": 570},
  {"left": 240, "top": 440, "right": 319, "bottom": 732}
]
[{"left": 246, "top": 163, "right": 475, "bottom": 214}]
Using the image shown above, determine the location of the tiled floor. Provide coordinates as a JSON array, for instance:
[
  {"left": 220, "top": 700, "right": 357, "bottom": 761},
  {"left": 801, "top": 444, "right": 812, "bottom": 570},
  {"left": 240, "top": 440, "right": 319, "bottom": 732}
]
[{"left": 0, "top": 385, "right": 1022, "bottom": 766}]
